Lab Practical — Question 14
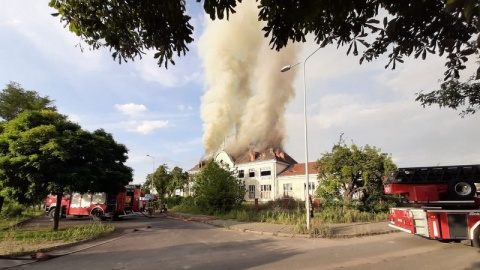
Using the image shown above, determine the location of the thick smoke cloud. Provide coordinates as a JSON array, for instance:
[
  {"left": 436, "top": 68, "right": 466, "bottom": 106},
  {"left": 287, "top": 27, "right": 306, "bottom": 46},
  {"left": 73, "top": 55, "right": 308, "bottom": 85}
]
[{"left": 199, "top": 0, "right": 300, "bottom": 158}]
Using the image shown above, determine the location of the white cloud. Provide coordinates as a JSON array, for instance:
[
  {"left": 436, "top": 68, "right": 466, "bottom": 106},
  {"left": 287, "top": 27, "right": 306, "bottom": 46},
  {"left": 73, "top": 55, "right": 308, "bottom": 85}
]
[
  {"left": 115, "top": 103, "right": 148, "bottom": 116},
  {"left": 178, "top": 104, "right": 193, "bottom": 111},
  {"left": 129, "top": 120, "right": 170, "bottom": 134},
  {"left": 1, "top": 0, "right": 105, "bottom": 71}
]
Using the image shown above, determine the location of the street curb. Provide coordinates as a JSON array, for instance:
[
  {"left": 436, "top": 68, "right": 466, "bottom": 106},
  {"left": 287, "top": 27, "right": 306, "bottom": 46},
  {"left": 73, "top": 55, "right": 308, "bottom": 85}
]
[{"left": 160, "top": 214, "right": 399, "bottom": 239}]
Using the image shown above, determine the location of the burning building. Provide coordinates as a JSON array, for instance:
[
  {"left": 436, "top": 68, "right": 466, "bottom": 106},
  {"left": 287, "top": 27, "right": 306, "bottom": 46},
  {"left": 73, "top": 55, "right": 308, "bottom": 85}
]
[{"left": 189, "top": 148, "right": 318, "bottom": 202}]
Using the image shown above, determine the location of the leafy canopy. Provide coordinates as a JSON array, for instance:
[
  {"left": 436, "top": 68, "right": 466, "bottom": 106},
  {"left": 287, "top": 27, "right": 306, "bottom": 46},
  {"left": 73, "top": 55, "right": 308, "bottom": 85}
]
[
  {"left": 0, "top": 110, "right": 133, "bottom": 205},
  {"left": 49, "top": 1, "right": 480, "bottom": 115},
  {"left": 193, "top": 161, "right": 245, "bottom": 213},
  {"left": 0, "top": 82, "right": 56, "bottom": 121},
  {"left": 315, "top": 137, "right": 397, "bottom": 211}
]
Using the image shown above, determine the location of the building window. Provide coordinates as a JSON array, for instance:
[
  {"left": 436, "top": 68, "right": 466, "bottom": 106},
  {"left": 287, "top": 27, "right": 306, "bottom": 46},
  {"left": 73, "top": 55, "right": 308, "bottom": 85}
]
[
  {"left": 283, "top": 183, "right": 293, "bottom": 198},
  {"left": 304, "top": 183, "right": 316, "bottom": 190},
  {"left": 260, "top": 167, "right": 271, "bottom": 176},
  {"left": 238, "top": 170, "right": 244, "bottom": 178},
  {"left": 260, "top": 184, "right": 271, "bottom": 199},
  {"left": 248, "top": 185, "right": 255, "bottom": 199},
  {"left": 249, "top": 168, "right": 255, "bottom": 177}
]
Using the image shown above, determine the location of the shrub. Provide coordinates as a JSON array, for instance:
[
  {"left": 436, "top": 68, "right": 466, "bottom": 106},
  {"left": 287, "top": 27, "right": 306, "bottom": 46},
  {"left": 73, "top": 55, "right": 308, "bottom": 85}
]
[
  {"left": 164, "top": 196, "right": 183, "bottom": 208},
  {"left": 193, "top": 162, "right": 246, "bottom": 213},
  {"left": 2, "top": 203, "right": 25, "bottom": 218}
]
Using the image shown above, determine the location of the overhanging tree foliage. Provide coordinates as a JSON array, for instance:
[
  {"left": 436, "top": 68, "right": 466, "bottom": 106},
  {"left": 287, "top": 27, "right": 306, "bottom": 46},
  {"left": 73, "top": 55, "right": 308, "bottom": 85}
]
[
  {"left": 315, "top": 138, "right": 397, "bottom": 211},
  {"left": 49, "top": 1, "right": 480, "bottom": 115},
  {"left": 193, "top": 161, "right": 245, "bottom": 213},
  {"left": 0, "top": 110, "right": 132, "bottom": 230}
]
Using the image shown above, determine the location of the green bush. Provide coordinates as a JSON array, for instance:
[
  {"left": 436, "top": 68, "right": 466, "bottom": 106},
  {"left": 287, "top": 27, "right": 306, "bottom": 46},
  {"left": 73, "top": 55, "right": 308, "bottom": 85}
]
[
  {"left": 2, "top": 203, "right": 26, "bottom": 218},
  {"left": 193, "top": 162, "right": 246, "bottom": 214},
  {"left": 164, "top": 196, "right": 183, "bottom": 207}
]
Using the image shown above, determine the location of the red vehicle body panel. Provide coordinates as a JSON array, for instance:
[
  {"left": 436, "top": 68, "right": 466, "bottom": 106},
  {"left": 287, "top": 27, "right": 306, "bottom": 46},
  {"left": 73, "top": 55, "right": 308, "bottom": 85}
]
[
  {"left": 45, "top": 185, "right": 143, "bottom": 219},
  {"left": 384, "top": 183, "right": 448, "bottom": 201},
  {"left": 389, "top": 207, "right": 480, "bottom": 242}
]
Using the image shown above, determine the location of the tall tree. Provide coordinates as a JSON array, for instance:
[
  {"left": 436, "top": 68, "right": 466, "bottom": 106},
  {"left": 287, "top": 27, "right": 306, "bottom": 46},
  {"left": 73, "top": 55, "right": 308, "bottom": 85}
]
[
  {"left": 0, "top": 82, "right": 57, "bottom": 212},
  {"left": 193, "top": 161, "right": 245, "bottom": 213},
  {"left": 0, "top": 82, "right": 56, "bottom": 121},
  {"left": 151, "top": 164, "right": 172, "bottom": 206},
  {"left": 48, "top": 1, "right": 480, "bottom": 115},
  {"left": 168, "top": 166, "right": 189, "bottom": 196},
  {"left": 315, "top": 137, "right": 397, "bottom": 211},
  {"left": 0, "top": 110, "right": 132, "bottom": 230}
]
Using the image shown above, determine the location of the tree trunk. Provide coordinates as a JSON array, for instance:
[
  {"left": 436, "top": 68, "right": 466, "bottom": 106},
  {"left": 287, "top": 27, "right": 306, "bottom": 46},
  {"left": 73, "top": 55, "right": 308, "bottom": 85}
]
[
  {"left": 0, "top": 196, "right": 4, "bottom": 213},
  {"left": 53, "top": 193, "right": 62, "bottom": 231},
  {"left": 343, "top": 188, "right": 354, "bottom": 211}
]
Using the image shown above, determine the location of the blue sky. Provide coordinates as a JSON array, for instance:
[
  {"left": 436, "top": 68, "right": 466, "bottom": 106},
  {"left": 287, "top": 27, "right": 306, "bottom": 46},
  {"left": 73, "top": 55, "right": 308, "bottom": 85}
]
[{"left": 1, "top": 1, "right": 479, "bottom": 185}]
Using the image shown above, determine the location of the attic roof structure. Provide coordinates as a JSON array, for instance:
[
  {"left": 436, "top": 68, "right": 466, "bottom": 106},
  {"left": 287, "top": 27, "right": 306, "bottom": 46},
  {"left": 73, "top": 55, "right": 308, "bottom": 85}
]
[
  {"left": 234, "top": 148, "right": 297, "bottom": 165},
  {"left": 189, "top": 148, "right": 297, "bottom": 172}
]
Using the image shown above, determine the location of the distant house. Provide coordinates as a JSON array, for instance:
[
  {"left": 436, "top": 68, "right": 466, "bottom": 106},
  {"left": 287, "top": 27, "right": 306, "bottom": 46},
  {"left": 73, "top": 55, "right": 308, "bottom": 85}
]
[{"left": 188, "top": 148, "right": 318, "bottom": 202}]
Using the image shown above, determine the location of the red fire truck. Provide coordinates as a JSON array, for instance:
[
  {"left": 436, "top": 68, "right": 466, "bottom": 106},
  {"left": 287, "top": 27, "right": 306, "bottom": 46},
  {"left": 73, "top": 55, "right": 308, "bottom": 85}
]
[
  {"left": 384, "top": 165, "right": 480, "bottom": 247},
  {"left": 45, "top": 185, "right": 143, "bottom": 220}
]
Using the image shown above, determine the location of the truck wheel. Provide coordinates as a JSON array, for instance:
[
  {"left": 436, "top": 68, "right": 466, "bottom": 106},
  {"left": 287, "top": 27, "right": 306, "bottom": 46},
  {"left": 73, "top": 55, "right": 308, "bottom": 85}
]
[
  {"left": 448, "top": 179, "right": 476, "bottom": 200},
  {"left": 91, "top": 208, "right": 104, "bottom": 221},
  {"left": 48, "top": 208, "right": 56, "bottom": 219},
  {"left": 473, "top": 227, "right": 480, "bottom": 248}
]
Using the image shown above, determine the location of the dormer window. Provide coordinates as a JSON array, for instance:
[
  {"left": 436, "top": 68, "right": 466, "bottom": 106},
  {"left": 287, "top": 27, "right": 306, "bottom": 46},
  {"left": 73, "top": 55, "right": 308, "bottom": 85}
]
[{"left": 260, "top": 167, "right": 271, "bottom": 176}]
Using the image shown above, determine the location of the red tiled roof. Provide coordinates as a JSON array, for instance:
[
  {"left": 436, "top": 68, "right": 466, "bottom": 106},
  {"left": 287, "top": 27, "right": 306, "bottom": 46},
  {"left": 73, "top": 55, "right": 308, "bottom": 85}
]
[
  {"left": 234, "top": 148, "right": 297, "bottom": 164},
  {"left": 188, "top": 160, "right": 208, "bottom": 172},
  {"left": 278, "top": 162, "right": 318, "bottom": 176}
]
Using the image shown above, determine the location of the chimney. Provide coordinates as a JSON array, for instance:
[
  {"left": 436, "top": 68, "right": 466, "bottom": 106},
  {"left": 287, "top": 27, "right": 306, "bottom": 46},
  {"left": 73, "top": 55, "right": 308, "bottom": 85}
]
[
  {"left": 279, "top": 151, "right": 285, "bottom": 160},
  {"left": 249, "top": 150, "right": 257, "bottom": 162}
]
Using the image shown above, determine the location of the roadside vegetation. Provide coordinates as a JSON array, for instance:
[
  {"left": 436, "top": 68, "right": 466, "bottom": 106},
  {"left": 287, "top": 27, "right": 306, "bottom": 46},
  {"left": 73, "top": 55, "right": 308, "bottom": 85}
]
[
  {"left": 169, "top": 196, "right": 392, "bottom": 235},
  {"left": 0, "top": 201, "right": 114, "bottom": 256},
  {"left": 0, "top": 202, "right": 42, "bottom": 230},
  {"left": 0, "top": 223, "right": 114, "bottom": 256}
]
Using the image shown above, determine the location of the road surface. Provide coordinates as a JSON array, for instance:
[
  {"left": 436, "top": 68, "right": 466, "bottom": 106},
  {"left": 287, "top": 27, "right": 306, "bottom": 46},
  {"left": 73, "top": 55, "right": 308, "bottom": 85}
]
[{"left": 3, "top": 215, "right": 480, "bottom": 270}]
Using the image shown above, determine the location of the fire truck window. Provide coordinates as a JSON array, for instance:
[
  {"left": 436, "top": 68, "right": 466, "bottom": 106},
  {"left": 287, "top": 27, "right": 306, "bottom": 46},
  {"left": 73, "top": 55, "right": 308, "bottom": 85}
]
[
  {"left": 92, "top": 193, "right": 106, "bottom": 204},
  {"left": 71, "top": 193, "right": 81, "bottom": 207},
  {"left": 81, "top": 194, "right": 92, "bottom": 207}
]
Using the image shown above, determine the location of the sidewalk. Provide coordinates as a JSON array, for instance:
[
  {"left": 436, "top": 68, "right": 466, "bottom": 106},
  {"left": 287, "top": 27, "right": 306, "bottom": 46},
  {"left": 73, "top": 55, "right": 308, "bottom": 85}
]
[{"left": 162, "top": 212, "right": 398, "bottom": 238}]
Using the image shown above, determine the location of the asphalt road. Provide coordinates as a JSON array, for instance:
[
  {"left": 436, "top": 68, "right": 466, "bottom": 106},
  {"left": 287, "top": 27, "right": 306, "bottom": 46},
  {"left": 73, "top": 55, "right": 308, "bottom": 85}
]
[{"left": 4, "top": 215, "right": 480, "bottom": 270}]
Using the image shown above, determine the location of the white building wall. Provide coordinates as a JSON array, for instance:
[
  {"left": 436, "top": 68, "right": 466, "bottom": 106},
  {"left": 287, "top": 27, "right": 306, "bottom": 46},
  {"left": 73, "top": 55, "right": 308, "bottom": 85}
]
[
  {"left": 277, "top": 174, "right": 318, "bottom": 201},
  {"left": 237, "top": 160, "right": 276, "bottom": 202}
]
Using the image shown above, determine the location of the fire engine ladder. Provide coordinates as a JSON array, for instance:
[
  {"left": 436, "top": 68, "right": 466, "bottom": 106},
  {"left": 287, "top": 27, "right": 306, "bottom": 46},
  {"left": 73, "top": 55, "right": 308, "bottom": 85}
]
[
  {"left": 410, "top": 209, "right": 430, "bottom": 237},
  {"left": 388, "top": 165, "right": 480, "bottom": 183}
]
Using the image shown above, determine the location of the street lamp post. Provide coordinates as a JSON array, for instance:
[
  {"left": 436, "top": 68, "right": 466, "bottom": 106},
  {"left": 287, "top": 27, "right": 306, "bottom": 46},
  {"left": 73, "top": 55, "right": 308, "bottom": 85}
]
[
  {"left": 281, "top": 46, "right": 321, "bottom": 231},
  {"left": 146, "top": 155, "right": 155, "bottom": 194}
]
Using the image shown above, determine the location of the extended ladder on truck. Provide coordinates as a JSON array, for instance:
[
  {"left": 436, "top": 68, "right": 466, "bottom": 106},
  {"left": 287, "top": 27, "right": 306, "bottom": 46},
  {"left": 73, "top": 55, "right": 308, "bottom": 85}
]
[
  {"left": 384, "top": 164, "right": 480, "bottom": 202},
  {"left": 384, "top": 164, "right": 480, "bottom": 248}
]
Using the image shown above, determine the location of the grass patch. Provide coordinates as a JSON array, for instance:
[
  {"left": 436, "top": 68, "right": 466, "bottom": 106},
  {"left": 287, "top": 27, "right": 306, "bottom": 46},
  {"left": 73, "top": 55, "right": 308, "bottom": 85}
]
[
  {"left": 170, "top": 200, "right": 388, "bottom": 236},
  {"left": 317, "top": 208, "right": 388, "bottom": 223},
  {"left": 0, "top": 211, "right": 44, "bottom": 231},
  {"left": 0, "top": 222, "right": 115, "bottom": 256}
]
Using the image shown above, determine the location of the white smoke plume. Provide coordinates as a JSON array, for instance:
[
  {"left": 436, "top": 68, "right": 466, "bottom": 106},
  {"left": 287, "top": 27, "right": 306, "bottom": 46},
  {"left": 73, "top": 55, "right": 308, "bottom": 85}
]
[{"left": 199, "top": 0, "right": 300, "bottom": 158}]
